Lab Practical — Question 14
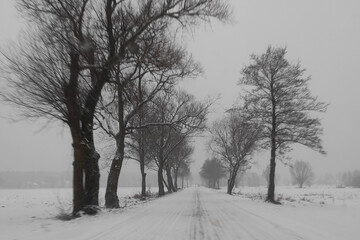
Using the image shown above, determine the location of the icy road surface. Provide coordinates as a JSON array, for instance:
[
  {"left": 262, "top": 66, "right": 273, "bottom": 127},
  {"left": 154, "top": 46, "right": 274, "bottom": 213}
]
[{"left": 20, "top": 186, "right": 357, "bottom": 240}]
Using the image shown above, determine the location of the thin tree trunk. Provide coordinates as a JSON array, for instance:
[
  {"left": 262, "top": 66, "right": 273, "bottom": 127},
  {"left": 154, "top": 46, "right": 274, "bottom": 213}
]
[{"left": 181, "top": 175, "right": 184, "bottom": 189}]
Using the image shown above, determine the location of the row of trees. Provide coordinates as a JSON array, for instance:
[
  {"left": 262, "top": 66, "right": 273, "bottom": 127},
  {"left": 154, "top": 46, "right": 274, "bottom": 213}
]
[
  {"left": 0, "top": 0, "right": 231, "bottom": 215},
  {"left": 202, "top": 46, "right": 327, "bottom": 203},
  {"left": 199, "top": 159, "right": 315, "bottom": 189}
]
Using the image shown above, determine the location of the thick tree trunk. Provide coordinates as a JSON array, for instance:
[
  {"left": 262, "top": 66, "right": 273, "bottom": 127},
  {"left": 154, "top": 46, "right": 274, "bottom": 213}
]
[
  {"left": 266, "top": 135, "right": 279, "bottom": 203},
  {"left": 71, "top": 138, "right": 86, "bottom": 215},
  {"left": 227, "top": 175, "right": 236, "bottom": 195},
  {"left": 105, "top": 81, "right": 126, "bottom": 208},
  {"left": 163, "top": 175, "right": 170, "bottom": 192},
  {"left": 84, "top": 147, "right": 100, "bottom": 210},
  {"left": 266, "top": 80, "right": 280, "bottom": 204},
  {"left": 166, "top": 166, "right": 176, "bottom": 192},
  {"left": 140, "top": 159, "right": 147, "bottom": 198},
  {"left": 158, "top": 163, "right": 165, "bottom": 196},
  {"left": 105, "top": 132, "right": 125, "bottom": 208},
  {"left": 66, "top": 52, "right": 87, "bottom": 215},
  {"left": 81, "top": 47, "right": 102, "bottom": 212},
  {"left": 174, "top": 167, "right": 179, "bottom": 190}
]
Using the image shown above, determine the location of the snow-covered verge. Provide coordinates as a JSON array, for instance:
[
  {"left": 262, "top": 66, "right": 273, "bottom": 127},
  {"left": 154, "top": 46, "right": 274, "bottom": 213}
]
[
  {"left": 0, "top": 187, "right": 156, "bottom": 240},
  {"left": 231, "top": 185, "right": 360, "bottom": 207}
]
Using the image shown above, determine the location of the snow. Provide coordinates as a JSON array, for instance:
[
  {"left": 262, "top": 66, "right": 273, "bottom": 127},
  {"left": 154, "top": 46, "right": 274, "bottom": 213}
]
[{"left": 1, "top": 186, "right": 359, "bottom": 240}]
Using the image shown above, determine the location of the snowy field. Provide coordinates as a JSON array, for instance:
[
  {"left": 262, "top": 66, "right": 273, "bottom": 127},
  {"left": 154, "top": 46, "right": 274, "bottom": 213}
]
[
  {"left": 0, "top": 187, "right": 154, "bottom": 240},
  {"left": 1, "top": 186, "right": 359, "bottom": 240},
  {"left": 232, "top": 185, "right": 360, "bottom": 208}
]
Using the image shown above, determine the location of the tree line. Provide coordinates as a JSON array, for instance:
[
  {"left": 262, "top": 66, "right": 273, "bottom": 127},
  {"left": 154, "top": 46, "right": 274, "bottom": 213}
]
[{"left": 0, "top": 0, "right": 231, "bottom": 216}]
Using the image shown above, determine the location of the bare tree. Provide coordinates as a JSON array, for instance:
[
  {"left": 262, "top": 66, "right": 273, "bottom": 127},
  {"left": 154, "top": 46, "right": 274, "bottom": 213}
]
[
  {"left": 1, "top": 0, "right": 231, "bottom": 214},
  {"left": 209, "top": 110, "right": 260, "bottom": 195},
  {"left": 146, "top": 90, "right": 210, "bottom": 196},
  {"left": 290, "top": 160, "right": 314, "bottom": 188},
  {"left": 239, "top": 46, "right": 328, "bottom": 203},
  {"left": 99, "top": 28, "right": 201, "bottom": 208}
]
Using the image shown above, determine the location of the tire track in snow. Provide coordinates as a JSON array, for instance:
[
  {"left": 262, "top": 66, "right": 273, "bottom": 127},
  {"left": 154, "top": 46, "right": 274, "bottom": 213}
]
[
  {"left": 190, "top": 187, "right": 308, "bottom": 240},
  {"left": 86, "top": 190, "right": 193, "bottom": 240}
]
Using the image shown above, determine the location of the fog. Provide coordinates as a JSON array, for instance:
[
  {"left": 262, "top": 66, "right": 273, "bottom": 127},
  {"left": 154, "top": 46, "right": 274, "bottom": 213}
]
[{"left": 1, "top": 0, "right": 360, "bottom": 184}]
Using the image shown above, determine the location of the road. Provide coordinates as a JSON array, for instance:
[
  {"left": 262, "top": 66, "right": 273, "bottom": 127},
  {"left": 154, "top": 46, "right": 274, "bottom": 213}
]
[{"left": 82, "top": 186, "right": 306, "bottom": 240}]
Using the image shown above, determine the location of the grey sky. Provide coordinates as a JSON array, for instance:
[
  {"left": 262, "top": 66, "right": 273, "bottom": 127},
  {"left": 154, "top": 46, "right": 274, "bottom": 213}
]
[{"left": 0, "top": 0, "right": 359, "bottom": 178}]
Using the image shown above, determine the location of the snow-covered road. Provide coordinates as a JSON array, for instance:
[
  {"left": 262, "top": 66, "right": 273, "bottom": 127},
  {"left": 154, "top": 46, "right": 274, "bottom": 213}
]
[{"left": 18, "top": 186, "right": 358, "bottom": 240}]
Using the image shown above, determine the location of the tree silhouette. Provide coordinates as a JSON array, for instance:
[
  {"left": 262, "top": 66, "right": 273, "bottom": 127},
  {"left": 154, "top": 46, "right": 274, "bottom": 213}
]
[{"left": 239, "top": 46, "right": 328, "bottom": 203}]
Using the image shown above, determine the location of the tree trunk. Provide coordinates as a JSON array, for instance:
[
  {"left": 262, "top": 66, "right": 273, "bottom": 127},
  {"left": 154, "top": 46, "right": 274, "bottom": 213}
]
[
  {"left": 158, "top": 163, "right": 165, "bottom": 196},
  {"left": 84, "top": 147, "right": 100, "bottom": 209},
  {"left": 105, "top": 129, "right": 126, "bottom": 208},
  {"left": 227, "top": 175, "right": 236, "bottom": 195},
  {"left": 105, "top": 80, "right": 126, "bottom": 208},
  {"left": 81, "top": 48, "right": 102, "bottom": 212},
  {"left": 66, "top": 51, "right": 86, "bottom": 215},
  {"left": 266, "top": 137, "right": 279, "bottom": 203},
  {"left": 266, "top": 80, "right": 280, "bottom": 204},
  {"left": 166, "top": 166, "right": 176, "bottom": 192},
  {"left": 71, "top": 137, "right": 86, "bottom": 215},
  {"left": 181, "top": 175, "right": 184, "bottom": 189},
  {"left": 140, "top": 161, "right": 147, "bottom": 199},
  {"left": 174, "top": 167, "right": 179, "bottom": 190}
]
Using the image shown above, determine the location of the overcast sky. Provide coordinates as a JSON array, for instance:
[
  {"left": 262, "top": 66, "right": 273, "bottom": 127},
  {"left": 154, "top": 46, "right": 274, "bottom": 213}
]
[{"left": 1, "top": 0, "right": 360, "bottom": 179}]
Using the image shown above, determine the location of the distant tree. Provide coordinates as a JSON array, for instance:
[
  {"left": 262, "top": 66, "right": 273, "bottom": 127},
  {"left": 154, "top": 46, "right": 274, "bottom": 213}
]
[
  {"left": 178, "top": 165, "right": 191, "bottom": 189},
  {"left": 290, "top": 160, "right": 314, "bottom": 188},
  {"left": 341, "top": 170, "right": 360, "bottom": 188},
  {"left": 239, "top": 46, "right": 328, "bottom": 203},
  {"left": 209, "top": 110, "right": 260, "bottom": 194},
  {"left": 199, "top": 158, "right": 226, "bottom": 189},
  {"left": 169, "top": 140, "right": 194, "bottom": 190}
]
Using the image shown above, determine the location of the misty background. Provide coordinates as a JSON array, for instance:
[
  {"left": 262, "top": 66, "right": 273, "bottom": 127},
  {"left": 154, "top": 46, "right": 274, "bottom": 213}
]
[{"left": 1, "top": 0, "right": 359, "bottom": 188}]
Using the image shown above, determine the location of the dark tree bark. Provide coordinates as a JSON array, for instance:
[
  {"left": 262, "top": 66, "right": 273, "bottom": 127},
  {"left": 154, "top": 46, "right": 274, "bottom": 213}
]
[
  {"left": 174, "top": 167, "right": 179, "bottom": 190},
  {"left": 140, "top": 158, "right": 147, "bottom": 198},
  {"left": 158, "top": 161, "right": 166, "bottom": 196},
  {"left": 105, "top": 82, "right": 126, "bottom": 208},
  {"left": 181, "top": 175, "right": 184, "bottom": 189},
  {"left": 166, "top": 165, "right": 177, "bottom": 192}
]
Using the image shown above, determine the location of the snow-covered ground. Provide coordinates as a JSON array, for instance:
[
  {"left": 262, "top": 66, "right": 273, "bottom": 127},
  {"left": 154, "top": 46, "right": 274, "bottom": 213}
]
[
  {"left": 232, "top": 185, "right": 360, "bottom": 207},
  {"left": 1, "top": 186, "right": 359, "bottom": 239}
]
